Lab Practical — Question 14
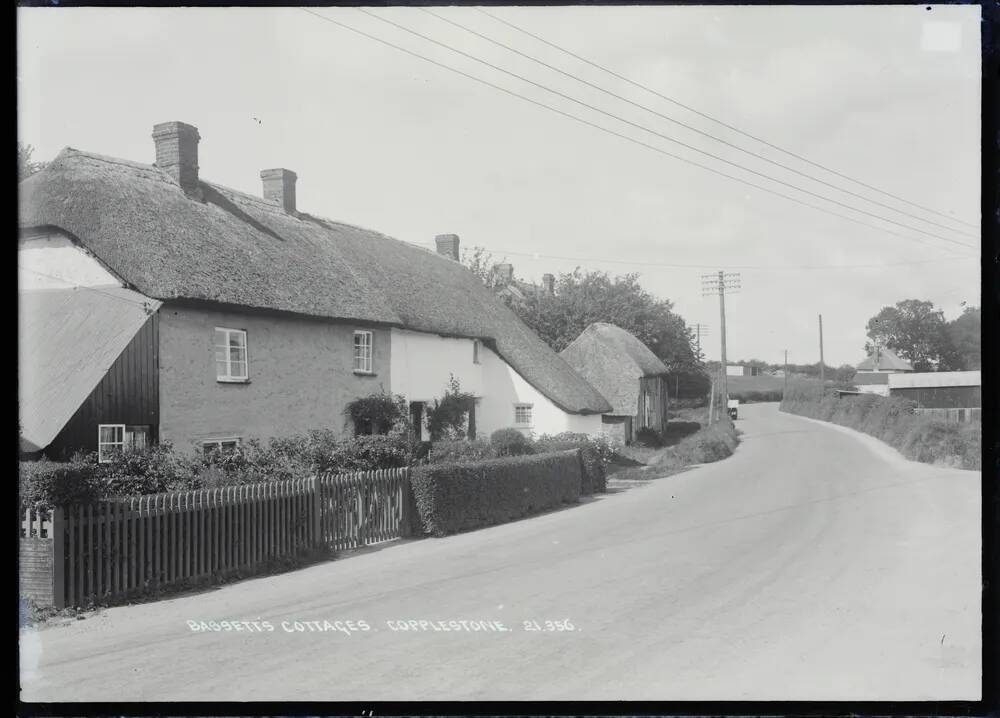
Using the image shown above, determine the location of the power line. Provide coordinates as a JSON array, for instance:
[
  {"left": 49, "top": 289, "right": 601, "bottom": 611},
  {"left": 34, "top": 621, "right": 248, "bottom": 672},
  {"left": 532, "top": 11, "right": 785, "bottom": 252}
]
[
  {"left": 475, "top": 6, "right": 978, "bottom": 230},
  {"left": 410, "top": 241, "right": 975, "bottom": 271},
  {"left": 420, "top": 7, "right": 977, "bottom": 240},
  {"left": 301, "top": 9, "right": 974, "bottom": 254},
  {"left": 354, "top": 8, "right": 977, "bottom": 252}
]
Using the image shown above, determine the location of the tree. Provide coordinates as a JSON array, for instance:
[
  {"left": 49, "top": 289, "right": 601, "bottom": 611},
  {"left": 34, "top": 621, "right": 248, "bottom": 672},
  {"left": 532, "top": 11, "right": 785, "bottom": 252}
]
[
  {"left": 470, "top": 264, "right": 708, "bottom": 398},
  {"left": 461, "top": 246, "right": 512, "bottom": 293},
  {"left": 864, "top": 299, "right": 961, "bottom": 372},
  {"left": 946, "top": 305, "right": 980, "bottom": 370},
  {"left": 18, "top": 142, "right": 45, "bottom": 180}
]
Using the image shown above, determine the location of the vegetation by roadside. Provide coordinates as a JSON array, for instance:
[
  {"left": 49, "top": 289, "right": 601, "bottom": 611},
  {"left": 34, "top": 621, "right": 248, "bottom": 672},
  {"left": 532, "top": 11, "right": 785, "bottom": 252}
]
[
  {"left": 780, "top": 379, "right": 980, "bottom": 470},
  {"left": 609, "top": 417, "right": 740, "bottom": 483}
]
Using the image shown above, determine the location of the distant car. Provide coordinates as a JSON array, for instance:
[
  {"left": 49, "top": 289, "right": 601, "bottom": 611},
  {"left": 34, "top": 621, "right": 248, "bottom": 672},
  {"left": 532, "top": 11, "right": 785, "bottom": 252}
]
[{"left": 727, "top": 398, "right": 739, "bottom": 420}]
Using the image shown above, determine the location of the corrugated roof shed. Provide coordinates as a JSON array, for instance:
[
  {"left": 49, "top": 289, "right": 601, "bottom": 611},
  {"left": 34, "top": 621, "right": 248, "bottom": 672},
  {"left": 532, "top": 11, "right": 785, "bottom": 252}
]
[
  {"left": 18, "top": 287, "right": 161, "bottom": 452},
  {"left": 19, "top": 148, "right": 611, "bottom": 415}
]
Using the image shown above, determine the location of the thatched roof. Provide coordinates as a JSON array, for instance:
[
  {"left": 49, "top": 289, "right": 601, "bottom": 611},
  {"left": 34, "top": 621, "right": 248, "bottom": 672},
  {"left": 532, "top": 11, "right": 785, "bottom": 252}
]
[
  {"left": 19, "top": 148, "right": 611, "bottom": 414},
  {"left": 559, "top": 323, "right": 668, "bottom": 415},
  {"left": 856, "top": 346, "right": 913, "bottom": 372}
]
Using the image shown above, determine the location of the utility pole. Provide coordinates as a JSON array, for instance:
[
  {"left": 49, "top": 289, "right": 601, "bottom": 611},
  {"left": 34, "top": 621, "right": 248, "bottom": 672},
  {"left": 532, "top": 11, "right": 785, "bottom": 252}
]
[
  {"left": 818, "top": 314, "right": 825, "bottom": 383},
  {"left": 702, "top": 271, "right": 741, "bottom": 410},
  {"left": 784, "top": 349, "right": 788, "bottom": 393},
  {"left": 691, "top": 323, "right": 709, "bottom": 359}
]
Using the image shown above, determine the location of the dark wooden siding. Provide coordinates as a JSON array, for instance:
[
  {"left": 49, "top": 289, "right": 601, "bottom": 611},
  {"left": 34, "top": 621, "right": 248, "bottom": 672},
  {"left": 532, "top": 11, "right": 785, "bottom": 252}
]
[
  {"left": 47, "top": 313, "right": 159, "bottom": 458},
  {"left": 889, "top": 385, "right": 981, "bottom": 409},
  {"left": 637, "top": 375, "right": 670, "bottom": 433}
]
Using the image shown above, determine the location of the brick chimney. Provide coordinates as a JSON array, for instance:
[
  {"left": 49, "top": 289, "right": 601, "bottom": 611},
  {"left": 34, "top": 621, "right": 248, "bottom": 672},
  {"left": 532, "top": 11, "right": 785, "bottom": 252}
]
[
  {"left": 542, "top": 273, "right": 555, "bottom": 296},
  {"left": 152, "top": 121, "right": 201, "bottom": 197},
  {"left": 496, "top": 263, "right": 514, "bottom": 283},
  {"left": 260, "top": 168, "right": 297, "bottom": 213},
  {"left": 435, "top": 234, "right": 460, "bottom": 261}
]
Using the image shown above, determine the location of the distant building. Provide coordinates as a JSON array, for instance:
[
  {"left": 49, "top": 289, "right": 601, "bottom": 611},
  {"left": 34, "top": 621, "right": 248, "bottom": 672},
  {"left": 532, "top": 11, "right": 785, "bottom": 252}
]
[
  {"left": 854, "top": 347, "right": 913, "bottom": 396},
  {"left": 726, "top": 364, "right": 761, "bottom": 377}
]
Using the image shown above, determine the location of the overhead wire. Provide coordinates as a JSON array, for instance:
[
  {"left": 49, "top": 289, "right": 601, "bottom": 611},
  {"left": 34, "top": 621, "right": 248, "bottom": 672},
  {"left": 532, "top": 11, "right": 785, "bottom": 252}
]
[
  {"left": 299, "top": 9, "right": 974, "bottom": 255},
  {"left": 419, "top": 7, "right": 977, "bottom": 240},
  {"left": 353, "top": 7, "right": 977, "bottom": 252},
  {"left": 474, "top": 6, "right": 979, "bottom": 230}
]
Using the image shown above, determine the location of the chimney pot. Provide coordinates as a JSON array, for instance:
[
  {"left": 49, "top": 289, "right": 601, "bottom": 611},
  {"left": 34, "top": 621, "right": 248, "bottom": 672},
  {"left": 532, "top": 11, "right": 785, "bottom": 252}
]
[
  {"left": 260, "top": 168, "right": 298, "bottom": 213},
  {"left": 542, "top": 273, "right": 555, "bottom": 295},
  {"left": 435, "top": 233, "right": 461, "bottom": 261},
  {"left": 152, "top": 121, "right": 201, "bottom": 197}
]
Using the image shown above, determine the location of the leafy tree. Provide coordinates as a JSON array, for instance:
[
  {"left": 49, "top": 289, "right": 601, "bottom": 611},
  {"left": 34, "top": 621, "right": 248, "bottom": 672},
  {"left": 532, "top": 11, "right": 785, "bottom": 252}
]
[
  {"left": 18, "top": 142, "right": 45, "bottom": 180},
  {"left": 865, "top": 299, "right": 962, "bottom": 371},
  {"left": 946, "top": 305, "right": 980, "bottom": 370}
]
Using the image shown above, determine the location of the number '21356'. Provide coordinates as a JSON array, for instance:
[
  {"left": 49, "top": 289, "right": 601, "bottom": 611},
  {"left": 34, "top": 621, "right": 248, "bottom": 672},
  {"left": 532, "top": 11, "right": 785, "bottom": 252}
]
[{"left": 523, "top": 619, "right": 575, "bottom": 631}]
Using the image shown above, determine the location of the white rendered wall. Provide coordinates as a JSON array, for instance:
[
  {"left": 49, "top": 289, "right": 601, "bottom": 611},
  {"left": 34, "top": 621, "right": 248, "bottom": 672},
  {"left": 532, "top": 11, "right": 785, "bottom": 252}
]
[{"left": 389, "top": 329, "right": 484, "bottom": 402}]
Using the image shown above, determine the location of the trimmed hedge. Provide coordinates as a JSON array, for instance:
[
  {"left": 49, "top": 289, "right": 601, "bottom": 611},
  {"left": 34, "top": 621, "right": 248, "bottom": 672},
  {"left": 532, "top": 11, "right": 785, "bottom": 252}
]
[
  {"left": 730, "top": 389, "right": 783, "bottom": 403},
  {"left": 425, "top": 439, "right": 494, "bottom": 464},
  {"left": 534, "top": 433, "right": 610, "bottom": 494},
  {"left": 781, "top": 379, "right": 981, "bottom": 470},
  {"left": 410, "top": 450, "right": 582, "bottom": 536}
]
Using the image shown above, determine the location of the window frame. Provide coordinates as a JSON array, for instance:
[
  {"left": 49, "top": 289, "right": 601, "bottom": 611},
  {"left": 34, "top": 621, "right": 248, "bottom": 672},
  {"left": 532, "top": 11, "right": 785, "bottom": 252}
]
[
  {"left": 214, "top": 327, "right": 249, "bottom": 383},
  {"left": 97, "top": 424, "right": 125, "bottom": 463},
  {"left": 201, "top": 437, "right": 242, "bottom": 457},
  {"left": 353, "top": 330, "right": 374, "bottom": 374},
  {"left": 513, "top": 403, "right": 533, "bottom": 427}
]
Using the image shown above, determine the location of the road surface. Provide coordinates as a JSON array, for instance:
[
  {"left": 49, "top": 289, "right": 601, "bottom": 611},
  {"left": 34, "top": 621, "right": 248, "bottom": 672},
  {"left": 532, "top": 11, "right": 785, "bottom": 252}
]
[{"left": 20, "top": 403, "right": 980, "bottom": 701}]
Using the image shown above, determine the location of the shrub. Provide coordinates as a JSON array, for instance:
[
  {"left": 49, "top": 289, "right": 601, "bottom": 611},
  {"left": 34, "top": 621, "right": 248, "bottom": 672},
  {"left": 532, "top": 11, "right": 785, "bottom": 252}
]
[
  {"left": 490, "top": 427, "right": 534, "bottom": 456},
  {"left": 425, "top": 376, "right": 476, "bottom": 441},
  {"left": 634, "top": 427, "right": 663, "bottom": 448},
  {"left": 410, "top": 450, "right": 582, "bottom": 536},
  {"left": 19, "top": 459, "right": 102, "bottom": 509},
  {"left": 729, "top": 389, "right": 783, "bottom": 403},
  {"left": 344, "top": 391, "right": 408, "bottom": 435},
  {"left": 670, "top": 419, "right": 739, "bottom": 465},
  {"left": 780, "top": 379, "right": 980, "bottom": 470},
  {"left": 534, "top": 432, "right": 614, "bottom": 494},
  {"left": 312, "top": 434, "right": 410, "bottom": 474},
  {"left": 426, "top": 439, "right": 495, "bottom": 464},
  {"left": 99, "top": 442, "right": 202, "bottom": 495}
]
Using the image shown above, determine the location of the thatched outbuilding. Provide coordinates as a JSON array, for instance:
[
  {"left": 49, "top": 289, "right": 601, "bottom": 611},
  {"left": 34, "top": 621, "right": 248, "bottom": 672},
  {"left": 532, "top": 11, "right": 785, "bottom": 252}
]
[{"left": 559, "top": 323, "right": 670, "bottom": 443}]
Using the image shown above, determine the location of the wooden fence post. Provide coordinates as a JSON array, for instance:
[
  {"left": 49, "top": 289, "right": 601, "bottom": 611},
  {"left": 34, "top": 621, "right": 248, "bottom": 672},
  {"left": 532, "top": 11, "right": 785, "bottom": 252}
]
[
  {"left": 400, "top": 468, "right": 415, "bottom": 538},
  {"left": 310, "top": 476, "right": 321, "bottom": 549},
  {"left": 51, "top": 507, "right": 66, "bottom": 609}
]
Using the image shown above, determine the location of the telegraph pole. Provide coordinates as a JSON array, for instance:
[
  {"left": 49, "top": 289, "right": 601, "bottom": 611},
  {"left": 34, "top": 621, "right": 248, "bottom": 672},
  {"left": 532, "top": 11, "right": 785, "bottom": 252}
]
[
  {"left": 702, "top": 271, "right": 741, "bottom": 412},
  {"left": 818, "top": 314, "right": 825, "bottom": 383},
  {"left": 784, "top": 349, "right": 788, "bottom": 393},
  {"left": 691, "top": 323, "right": 709, "bottom": 359}
]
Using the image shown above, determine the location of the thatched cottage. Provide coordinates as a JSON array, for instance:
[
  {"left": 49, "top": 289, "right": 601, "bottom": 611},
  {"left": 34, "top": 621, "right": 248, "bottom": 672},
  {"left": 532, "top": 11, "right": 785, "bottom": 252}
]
[
  {"left": 559, "top": 323, "right": 670, "bottom": 443},
  {"left": 18, "top": 121, "right": 612, "bottom": 459}
]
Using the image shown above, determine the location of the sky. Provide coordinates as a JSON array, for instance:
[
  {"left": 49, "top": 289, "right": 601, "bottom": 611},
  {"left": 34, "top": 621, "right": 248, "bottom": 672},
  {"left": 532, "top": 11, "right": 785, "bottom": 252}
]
[{"left": 17, "top": 5, "right": 981, "bottom": 366}]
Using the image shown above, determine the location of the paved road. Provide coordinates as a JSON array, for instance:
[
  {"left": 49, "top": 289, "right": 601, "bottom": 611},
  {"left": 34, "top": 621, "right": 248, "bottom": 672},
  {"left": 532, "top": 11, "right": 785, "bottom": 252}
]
[{"left": 20, "top": 403, "right": 980, "bottom": 701}]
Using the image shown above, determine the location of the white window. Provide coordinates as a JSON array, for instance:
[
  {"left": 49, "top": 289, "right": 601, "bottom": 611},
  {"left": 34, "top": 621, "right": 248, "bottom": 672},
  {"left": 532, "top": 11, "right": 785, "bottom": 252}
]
[
  {"left": 353, "top": 330, "right": 374, "bottom": 373},
  {"left": 98, "top": 424, "right": 124, "bottom": 463},
  {"left": 514, "top": 404, "right": 533, "bottom": 426},
  {"left": 215, "top": 328, "right": 248, "bottom": 382},
  {"left": 201, "top": 438, "right": 241, "bottom": 457},
  {"left": 473, "top": 339, "right": 481, "bottom": 364},
  {"left": 97, "top": 424, "right": 151, "bottom": 463}
]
